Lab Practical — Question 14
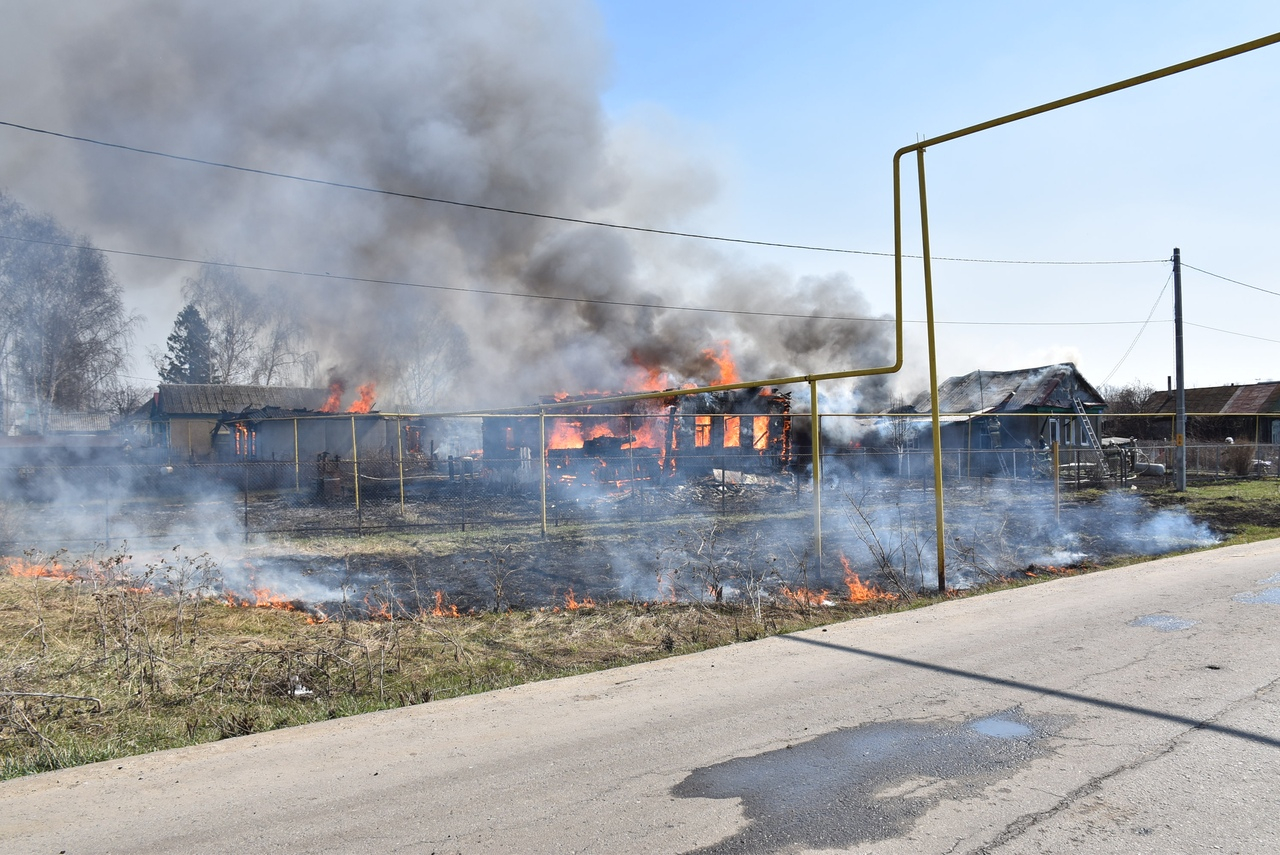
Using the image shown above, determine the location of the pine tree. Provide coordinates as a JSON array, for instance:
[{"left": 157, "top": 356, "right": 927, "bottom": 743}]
[{"left": 159, "top": 303, "right": 214, "bottom": 384}]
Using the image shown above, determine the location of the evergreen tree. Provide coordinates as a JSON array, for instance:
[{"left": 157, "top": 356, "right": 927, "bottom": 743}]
[{"left": 159, "top": 303, "right": 214, "bottom": 384}]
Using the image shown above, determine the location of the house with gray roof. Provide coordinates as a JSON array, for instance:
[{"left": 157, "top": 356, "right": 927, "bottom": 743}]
[
  {"left": 146, "top": 384, "right": 330, "bottom": 460},
  {"left": 905, "top": 362, "right": 1107, "bottom": 453}
]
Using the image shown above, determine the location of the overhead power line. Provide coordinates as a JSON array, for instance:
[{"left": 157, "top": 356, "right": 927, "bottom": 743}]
[
  {"left": 1186, "top": 322, "right": 1280, "bottom": 345},
  {"left": 1101, "top": 269, "right": 1172, "bottom": 386},
  {"left": 0, "top": 118, "right": 1166, "bottom": 266},
  {"left": 0, "top": 230, "right": 1171, "bottom": 329},
  {"left": 1182, "top": 262, "right": 1280, "bottom": 297}
]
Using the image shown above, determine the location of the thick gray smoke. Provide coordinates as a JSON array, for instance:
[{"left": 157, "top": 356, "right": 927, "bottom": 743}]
[{"left": 0, "top": 1, "right": 892, "bottom": 408}]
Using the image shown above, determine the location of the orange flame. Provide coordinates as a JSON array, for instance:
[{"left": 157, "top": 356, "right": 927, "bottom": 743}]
[
  {"left": 430, "top": 590, "right": 461, "bottom": 618},
  {"left": 702, "top": 343, "right": 740, "bottom": 385},
  {"left": 347, "top": 382, "right": 376, "bottom": 414},
  {"left": 363, "top": 593, "right": 394, "bottom": 621},
  {"left": 320, "top": 381, "right": 343, "bottom": 413},
  {"left": 564, "top": 588, "right": 596, "bottom": 610},
  {"left": 777, "top": 585, "right": 832, "bottom": 607},
  {"left": 724, "top": 415, "right": 741, "bottom": 448},
  {"left": 840, "top": 554, "right": 898, "bottom": 603},
  {"left": 224, "top": 586, "right": 305, "bottom": 611},
  {"left": 5, "top": 556, "right": 76, "bottom": 580},
  {"left": 753, "top": 416, "right": 771, "bottom": 450}
]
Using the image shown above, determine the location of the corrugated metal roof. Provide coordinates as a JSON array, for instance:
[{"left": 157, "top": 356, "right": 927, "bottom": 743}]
[
  {"left": 1143, "top": 382, "right": 1280, "bottom": 415},
  {"left": 45, "top": 413, "right": 112, "bottom": 433},
  {"left": 910, "top": 363, "right": 1104, "bottom": 414},
  {"left": 155, "top": 384, "right": 330, "bottom": 416}
]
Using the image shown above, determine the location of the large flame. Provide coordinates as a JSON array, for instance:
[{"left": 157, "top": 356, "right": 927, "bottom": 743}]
[
  {"left": 702, "top": 342, "right": 740, "bottom": 385},
  {"left": 320, "top": 381, "right": 343, "bottom": 413},
  {"left": 347, "top": 382, "right": 376, "bottom": 413}
]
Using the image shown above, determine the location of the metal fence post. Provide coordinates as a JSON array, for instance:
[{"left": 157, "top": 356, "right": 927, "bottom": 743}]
[{"left": 540, "top": 410, "right": 548, "bottom": 536}]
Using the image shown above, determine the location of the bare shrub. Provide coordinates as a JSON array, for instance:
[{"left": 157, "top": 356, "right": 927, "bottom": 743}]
[
  {"left": 1223, "top": 442, "right": 1258, "bottom": 476},
  {"left": 841, "top": 491, "right": 927, "bottom": 599}
]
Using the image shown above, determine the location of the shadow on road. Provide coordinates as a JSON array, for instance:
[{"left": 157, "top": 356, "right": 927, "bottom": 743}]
[{"left": 781, "top": 634, "right": 1280, "bottom": 749}]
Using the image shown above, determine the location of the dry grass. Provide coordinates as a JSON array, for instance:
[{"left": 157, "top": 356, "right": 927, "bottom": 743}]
[
  {"left": 0, "top": 550, "right": 894, "bottom": 780},
  {"left": 4, "top": 477, "right": 1277, "bottom": 780}
]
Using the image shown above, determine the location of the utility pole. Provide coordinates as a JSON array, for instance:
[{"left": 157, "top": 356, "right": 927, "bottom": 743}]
[{"left": 1173, "top": 248, "right": 1187, "bottom": 491}]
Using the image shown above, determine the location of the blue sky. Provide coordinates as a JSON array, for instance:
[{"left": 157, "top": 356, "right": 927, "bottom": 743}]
[{"left": 594, "top": 1, "right": 1280, "bottom": 390}]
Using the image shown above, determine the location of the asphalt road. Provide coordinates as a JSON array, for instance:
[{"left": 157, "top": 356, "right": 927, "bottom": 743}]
[{"left": 3, "top": 539, "right": 1279, "bottom": 854}]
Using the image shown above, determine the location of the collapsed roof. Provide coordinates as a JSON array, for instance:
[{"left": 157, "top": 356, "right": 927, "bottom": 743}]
[{"left": 907, "top": 363, "right": 1105, "bottom": 414}]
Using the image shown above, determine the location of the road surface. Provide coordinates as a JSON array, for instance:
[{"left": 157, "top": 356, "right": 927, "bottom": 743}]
[{"left": 3, "top": 539, "right": 1279, "bottom": 854}]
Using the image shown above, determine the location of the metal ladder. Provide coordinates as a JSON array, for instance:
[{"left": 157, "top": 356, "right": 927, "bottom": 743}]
[{"left": 1072, "top": 397, "right": 1110, "bottom": 478}]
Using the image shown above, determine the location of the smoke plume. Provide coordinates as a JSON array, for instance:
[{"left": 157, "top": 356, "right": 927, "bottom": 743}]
[{"left": 0, "top": 1, "right": 892, "bottom": 408}]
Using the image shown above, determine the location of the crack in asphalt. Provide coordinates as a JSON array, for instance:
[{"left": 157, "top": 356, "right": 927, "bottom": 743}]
[{"left": 967, "top": 673, "right": 1280, "bottom": 853}]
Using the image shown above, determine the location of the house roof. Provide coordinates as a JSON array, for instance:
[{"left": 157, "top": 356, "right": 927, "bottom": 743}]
[
  {"left": 44, "top": 413, "right": 113, "bottom": 433},
  {"left": 1142, "top": 382, "right": 1280, "bottom": 415},
  {"left": 909, "top": 363, "right": 1105, "bottom": 414},
  {"left": 154, "top": 384, "right": 331, "bottom": 417}
]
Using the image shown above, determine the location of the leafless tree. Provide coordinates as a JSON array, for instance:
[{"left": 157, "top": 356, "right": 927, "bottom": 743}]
[
  {"left": 1099, "top": 381, "right": 1158, "bottom": 438},
  {"left": 0, "top": 191, "right": 139, "bottom": 431},
  {"left": 387, "top": 307, "right": 470, "bottom": 410},
  {"left": 180, "top": 263, "right": 317, "bottom": 387}
]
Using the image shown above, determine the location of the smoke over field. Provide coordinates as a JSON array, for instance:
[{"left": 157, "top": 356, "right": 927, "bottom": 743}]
[{"left": 1, "top": 1, "right": 892, "bottom": 408}]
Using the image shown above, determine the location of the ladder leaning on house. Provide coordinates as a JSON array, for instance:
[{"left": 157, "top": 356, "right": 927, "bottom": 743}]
[{"left": 1072, "top": 397, "right": 1110, "bottom": 478}]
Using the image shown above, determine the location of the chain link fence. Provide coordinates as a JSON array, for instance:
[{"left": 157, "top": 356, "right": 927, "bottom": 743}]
[{"left": 1, "top": 411, "right": 1273, "bottom": 555}]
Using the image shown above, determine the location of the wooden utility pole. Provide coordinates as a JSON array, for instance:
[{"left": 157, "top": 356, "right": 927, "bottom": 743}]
[{"left": 1173, "top": 248, "right": 1187, "bottom": 491}]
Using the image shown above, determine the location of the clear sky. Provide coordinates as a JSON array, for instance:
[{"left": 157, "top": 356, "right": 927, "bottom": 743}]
[
  {"left": 1, "top": 1, "right": 1278, "bottom": 406},
  {"left": 594, "top": 0, "right": 1280, "bottom": 391}
]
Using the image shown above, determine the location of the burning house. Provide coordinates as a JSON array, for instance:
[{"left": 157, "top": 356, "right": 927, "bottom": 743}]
[
  {"left": 144, "top": 384, "right": 333, "bottom": 461},
  {"left": 482, "top": 387, "right": 793, "bottom": 486},
  {"left": 211, "top": 382, "right": 443, "bottom": 498}
]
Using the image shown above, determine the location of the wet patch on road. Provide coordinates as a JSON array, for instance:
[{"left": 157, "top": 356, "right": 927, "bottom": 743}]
[
  {"left": 1233, "top": 587, "right": 1280, "bottom": 605},
  {"left": 671, "top": 710, "right": 1063, "bottom": 854},
  {"left": 1233, "top": 572, "right": 1280, "bottom": 604},
  {"left": 1129, "top": 614, "right": 1199, "bottom": 631}
]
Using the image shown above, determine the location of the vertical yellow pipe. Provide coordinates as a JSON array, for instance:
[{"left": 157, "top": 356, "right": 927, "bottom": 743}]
[
  {"left": 540, "top": 409, "right": 548, "bottom": 536},
  {"left": 1053, "top": 441, "right": 1061, "bottom": 523},
  {"left": 917, "top": 149, "right": 947, "bottom": 593},
  {"left": 810, "top": 379, "right": 822, "bottom": 571}
]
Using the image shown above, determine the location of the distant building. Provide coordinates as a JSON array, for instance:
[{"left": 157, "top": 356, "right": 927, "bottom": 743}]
[{"left": 1140, "top": 382, "right": 1280, "bottom": 444}]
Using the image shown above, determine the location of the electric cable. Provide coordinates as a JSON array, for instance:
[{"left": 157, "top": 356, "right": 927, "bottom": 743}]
[
  {"left": 0, "top": 230, "right": 1170, "bottom": 328},
  {"left": 0, "top": 119, "right": 1167, "bottom": 266},
  {"left": 1101, "top": 269, "right": 1172, "bottom": 386},
  {"left": 1181, "top": 262, "right": 1280, "bottom": 297}
]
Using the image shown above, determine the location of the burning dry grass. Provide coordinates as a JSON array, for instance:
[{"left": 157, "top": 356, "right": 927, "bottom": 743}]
[
  {"left": 3, "top": 479, "right": 1276, "bottom": 780},
  {"left": 0, "top": 558, "right": 899, "bottom": 780}
]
